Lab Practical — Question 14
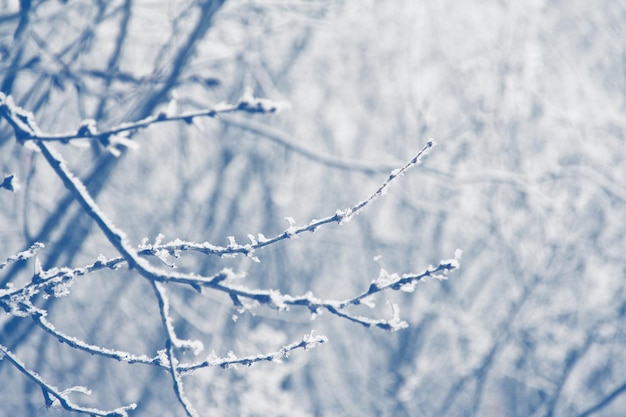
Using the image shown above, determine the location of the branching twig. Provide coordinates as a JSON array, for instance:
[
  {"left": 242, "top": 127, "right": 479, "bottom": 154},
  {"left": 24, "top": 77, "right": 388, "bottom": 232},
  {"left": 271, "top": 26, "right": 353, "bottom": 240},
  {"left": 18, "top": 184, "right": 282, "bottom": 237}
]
[
  {"left": 28, "top": 303, "right": 328, "bottom": 375},
  {"left": 0, "top": 343, "right": 137, "bottom": 417},
  {"left": 151, "top": 281, "right": 200, "bottom": 417},
  {"left": 32, "top": 136, "right": 237, "bottom": 292},
  {"left": 205, "top": 253, "right": 461, "bottom": 331}
]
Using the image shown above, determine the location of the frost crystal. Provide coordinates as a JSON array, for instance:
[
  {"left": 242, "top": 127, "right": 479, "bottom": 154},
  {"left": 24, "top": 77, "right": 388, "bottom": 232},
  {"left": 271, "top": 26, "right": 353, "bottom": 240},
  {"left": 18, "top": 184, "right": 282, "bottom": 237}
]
[
  {"left": 156, "top": 349, "right": 169, "bottom": 366},
  {"left": 307, "top": 219, "right": 321, "bottom": 232},
  {"left": 0, "top": 242, "right": 45, "bottom": 270},
  {"left": 61, "top": 385, "right": 92, "bottom": 396},
  {"left": 453, "top": 248, "right": 463, "bottom": 265},
  {"left": 53, "top": 281, "right": 72, "bottom": 297},
  {"left": 247, "top": 234, "right": 258, "bottom": 245},
  {"left": 359, "top": 294, "right": 377, "bottom": 308},
  {"left": 335, "top": 208, "right": 354, "bottom": 225},
  {"left": 301, "top": 330, "right": 328, "bottom": 350},
  {"left": 236, "top": 87, "right": 288, "bottom": 113},
  {"left": 386, "top": 302, "right": 409, "bottom": 331},
  {"left": 284, "top": 217, "right": 298, "bottom": 238},
  {"left": 372, "top": 268, "right": 399, "bottom": 289},
  {"left": 247, "top": 253, "right": 260, "bottom": 263},
  {"left": 389, "top": 168, "right": 402, "bottom": 179},
  {"left": 269, "top": 290, "right": 287, "bottom": 310},
  {"left": 154, "top": 234, "right": 164, "bottom": 246}
]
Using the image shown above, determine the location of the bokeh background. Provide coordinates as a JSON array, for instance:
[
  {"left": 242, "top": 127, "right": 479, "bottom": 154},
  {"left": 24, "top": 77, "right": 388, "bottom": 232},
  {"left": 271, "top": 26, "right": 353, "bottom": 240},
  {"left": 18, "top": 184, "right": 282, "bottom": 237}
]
[{"left": 1, "top": 1, "right": 625, "bottom": 416}]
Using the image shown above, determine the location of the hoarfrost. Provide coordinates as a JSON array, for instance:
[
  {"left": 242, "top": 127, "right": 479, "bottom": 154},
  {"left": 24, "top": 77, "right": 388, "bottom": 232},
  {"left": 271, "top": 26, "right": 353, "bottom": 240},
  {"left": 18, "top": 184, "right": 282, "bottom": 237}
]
[
  {"left": 0, "top": 242, "right": 45, "bottom": 270},
  {"left": 247, "top": 234, "right": 258, "bottom": 245},
  {"left": 307, "top": 219, "right": 321, "bottom": 232},
  {"left": 399, "top": 282, "right": 416, "bottom": 293},
  {"left": 156, "top": 349, "right": 169, "bottom": 367},
  {"left": 389, "top": 168, "right": 402, "bottom": 179},
  {"left": 372, "top": 268, "right": 399, "bottom": 289},
  {"left": 61, "top": 385, "right": 92, "bottom": 397},
  {"left": 301, "top": 330, "right": 328, "bottom": 350},
  {"left": 359, "top": 294, "right": 377, "bottom": 308},
  {"left": 284, "top": 217, "right": 298, "bottom": 238},
  {"left": 386, "top": 302, "right": 409, "bottom": 331},
  {"left": 335, "top": 208, "right": 354, "bottom": 225}
]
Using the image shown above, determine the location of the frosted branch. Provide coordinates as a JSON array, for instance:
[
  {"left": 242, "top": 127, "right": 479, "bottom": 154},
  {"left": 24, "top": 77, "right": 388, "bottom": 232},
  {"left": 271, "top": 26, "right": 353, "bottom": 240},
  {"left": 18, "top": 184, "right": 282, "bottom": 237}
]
[
  {"left": 33, "top": 311, "right": 157, "bottom": 365},
  {"left": 204, "top": 252, "right": 461, "bottom": 331},
  {"left": 0, "top": 343, "right": 136, "bottom": 416},
  {"left": 183, "top": 331, "right": 328, "bottom": 371},
  {"left": 0, "top": 242, "right": 44, "bottom": 270},
  {"left": 139, "top": 140, "right": 436, "bottom": 260},
  {"left": 0, "top": 91, "right": 282, "bottom": 144},
  {"left": 151, "top": 281, "right": 200, "bottom": 417}
]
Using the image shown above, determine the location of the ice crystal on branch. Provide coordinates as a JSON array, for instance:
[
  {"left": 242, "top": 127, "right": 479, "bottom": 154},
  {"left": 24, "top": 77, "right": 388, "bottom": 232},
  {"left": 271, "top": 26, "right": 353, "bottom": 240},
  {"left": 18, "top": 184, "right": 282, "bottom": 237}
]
[{"left": 0, "top": 243, "right": 44, "bottom": 270}]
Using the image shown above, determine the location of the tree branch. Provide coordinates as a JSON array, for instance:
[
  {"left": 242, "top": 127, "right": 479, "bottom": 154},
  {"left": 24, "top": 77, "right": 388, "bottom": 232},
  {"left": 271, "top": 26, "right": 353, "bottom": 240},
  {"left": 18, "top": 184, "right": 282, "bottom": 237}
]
[{"left": 0, "top": 343, "right": 137, "bottom": 417}]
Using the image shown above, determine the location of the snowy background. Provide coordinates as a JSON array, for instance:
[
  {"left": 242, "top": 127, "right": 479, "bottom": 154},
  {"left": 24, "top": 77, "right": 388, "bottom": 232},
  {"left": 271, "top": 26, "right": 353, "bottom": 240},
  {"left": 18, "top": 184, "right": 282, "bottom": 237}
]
[{"left": 1, "top": 1, "right": 625, "bottom": 416}]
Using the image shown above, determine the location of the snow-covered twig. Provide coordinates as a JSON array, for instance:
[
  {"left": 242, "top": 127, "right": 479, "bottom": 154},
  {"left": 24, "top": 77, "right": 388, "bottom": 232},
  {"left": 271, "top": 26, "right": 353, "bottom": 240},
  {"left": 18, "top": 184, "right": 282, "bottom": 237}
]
[
  {"left": 204, "top": 253, "right": 461, "bottom": 331},
  {"left": 182, "top": 331, "right": 328, "bottom": 372},
  {"left": 151, "top": 281, "right": 200, "bottom": 417},
  {"left": 0, "top": 91, "right": 281, "bottom": 143},
  {"left": 32, "top": 306, "right": 326, "bottom": 374},
  {"left": 0, "top": 242, "right": 44, "bottom": 270},
  {"left": 0, "top": 343, "right": 137, "bottom": 417},
  {"left": 33, "top": 137, "right": 235, "bottom": 291},
  {"left": 33, "top": 311, "right": 157, "bottom": 365},
  {"left": 139, "top": 140, "right": 436, "bottom": 261}
]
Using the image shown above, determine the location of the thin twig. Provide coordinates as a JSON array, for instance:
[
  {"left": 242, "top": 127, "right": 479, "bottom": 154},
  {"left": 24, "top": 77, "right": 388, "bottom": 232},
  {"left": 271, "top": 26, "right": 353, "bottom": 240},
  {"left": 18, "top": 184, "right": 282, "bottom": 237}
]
[
  {"left": 151, "top": 281, "right": 199, "bottom": 417},
  {"left": 140, "top": 140, "right": 436, "bottom": 259},
  {"left": 0, "top": 343, "right": 136, "bottom": 417},
  {"left": 33, "top": 312, "right": 158, "bottom": 365},
  {"left": 0, "top": 242, "right": 44, "bottom": 270},
  {"left": 181, "top": 331, "right": 328, "bottom": 372},
  {"left": 0, "top": 90, "right": 281, "bottom": 143},
  {"left": 206, "top": 255, "right": 460, "bottom": 331}
]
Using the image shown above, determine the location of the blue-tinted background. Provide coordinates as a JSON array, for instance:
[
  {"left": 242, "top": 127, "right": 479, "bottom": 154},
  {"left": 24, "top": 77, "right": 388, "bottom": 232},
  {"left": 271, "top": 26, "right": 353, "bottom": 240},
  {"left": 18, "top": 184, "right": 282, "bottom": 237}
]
[{"left": 1, "top": 1, "right": 625, "bottom": 416}]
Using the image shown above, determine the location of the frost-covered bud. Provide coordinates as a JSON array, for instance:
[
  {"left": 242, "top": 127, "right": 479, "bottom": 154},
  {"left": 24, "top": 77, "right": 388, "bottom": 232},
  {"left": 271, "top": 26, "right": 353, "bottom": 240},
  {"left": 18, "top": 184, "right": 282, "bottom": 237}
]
[{"left": 77, "top": 119, "right": 98, "bottom": 137}]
